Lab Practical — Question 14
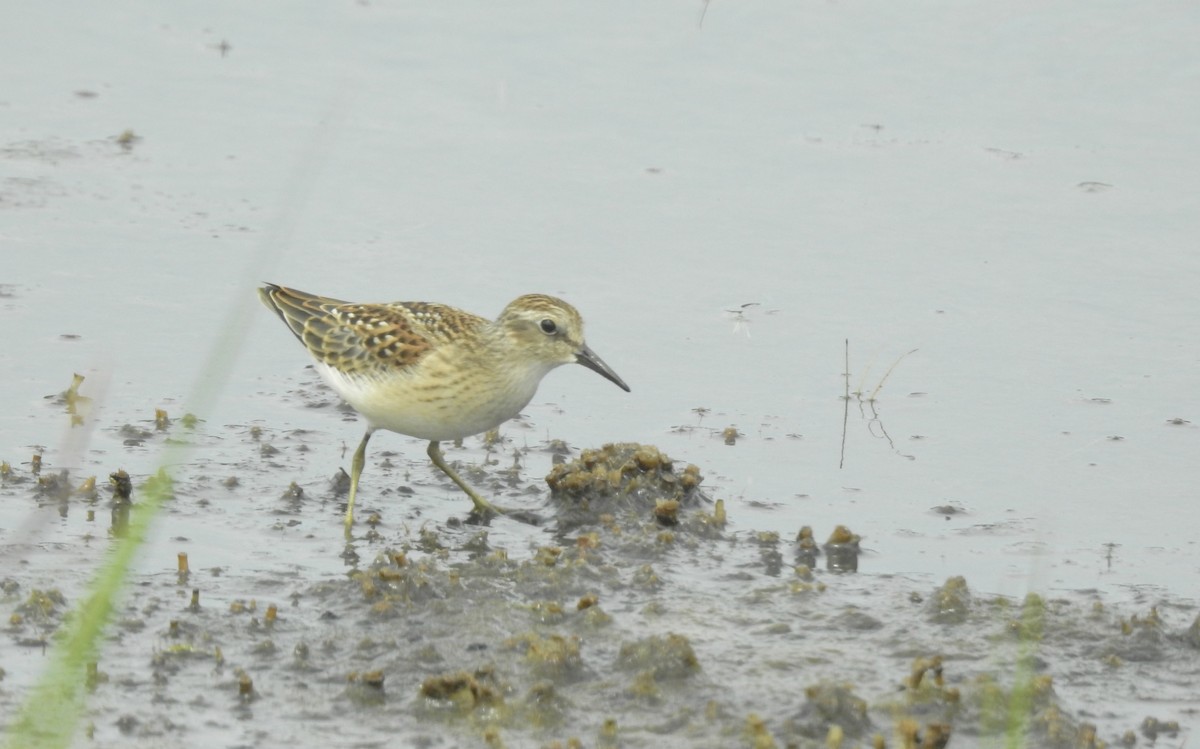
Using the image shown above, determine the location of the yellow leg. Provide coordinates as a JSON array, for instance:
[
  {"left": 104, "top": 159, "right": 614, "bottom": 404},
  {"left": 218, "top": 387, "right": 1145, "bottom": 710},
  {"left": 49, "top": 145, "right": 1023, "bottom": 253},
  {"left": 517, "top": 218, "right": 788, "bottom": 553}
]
[
  {"left": 345, "top": 429, "right": 374, "bottom": 529},
  {"left": 427, "top": 440, "right": 504, "bottom": 516}
]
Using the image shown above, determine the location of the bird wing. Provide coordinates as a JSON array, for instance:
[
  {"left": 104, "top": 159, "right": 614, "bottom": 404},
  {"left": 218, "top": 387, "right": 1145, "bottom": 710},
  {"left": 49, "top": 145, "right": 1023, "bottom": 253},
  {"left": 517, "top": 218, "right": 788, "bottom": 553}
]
[{"left": 258, "top": 284, "right": 486, "bottom": 378}]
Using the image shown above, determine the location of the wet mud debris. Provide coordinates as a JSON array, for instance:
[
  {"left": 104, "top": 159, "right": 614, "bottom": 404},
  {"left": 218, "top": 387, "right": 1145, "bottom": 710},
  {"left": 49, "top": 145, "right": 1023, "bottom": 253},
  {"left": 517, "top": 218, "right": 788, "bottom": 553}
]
[
  {"left": 545, "top": 442, "right": 715, "bottom": 535},
  {"left": 0, "top": 436, "right": 1194, "bottom": 748}
]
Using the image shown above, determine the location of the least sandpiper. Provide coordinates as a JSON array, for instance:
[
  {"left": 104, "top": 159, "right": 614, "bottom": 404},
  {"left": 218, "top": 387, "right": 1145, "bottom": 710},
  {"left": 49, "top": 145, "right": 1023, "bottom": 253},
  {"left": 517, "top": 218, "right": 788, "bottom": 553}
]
[{"left": 258, "top": 283, "right": 630, "bottom": 528}]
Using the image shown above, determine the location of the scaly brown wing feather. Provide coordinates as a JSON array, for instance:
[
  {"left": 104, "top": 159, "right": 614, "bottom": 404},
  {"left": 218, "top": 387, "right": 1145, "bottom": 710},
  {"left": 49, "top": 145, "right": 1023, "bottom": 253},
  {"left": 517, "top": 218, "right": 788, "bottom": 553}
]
[{"left": 257, "top": 284, "right": 487, "bottom": 378}]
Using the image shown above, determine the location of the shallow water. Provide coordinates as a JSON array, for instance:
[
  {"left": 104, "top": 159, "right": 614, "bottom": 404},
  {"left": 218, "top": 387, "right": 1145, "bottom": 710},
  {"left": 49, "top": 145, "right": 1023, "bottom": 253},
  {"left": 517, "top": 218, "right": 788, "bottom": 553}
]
[{"left": 2, "top": 2, "right": 1198, "bottom": 747}]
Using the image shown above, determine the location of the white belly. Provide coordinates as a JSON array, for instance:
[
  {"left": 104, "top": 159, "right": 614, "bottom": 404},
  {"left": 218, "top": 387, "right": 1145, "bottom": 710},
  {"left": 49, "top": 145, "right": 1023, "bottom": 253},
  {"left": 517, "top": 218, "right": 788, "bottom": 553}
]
[{"left": 313, "top": 359, "right": 546, "bottom": 442}]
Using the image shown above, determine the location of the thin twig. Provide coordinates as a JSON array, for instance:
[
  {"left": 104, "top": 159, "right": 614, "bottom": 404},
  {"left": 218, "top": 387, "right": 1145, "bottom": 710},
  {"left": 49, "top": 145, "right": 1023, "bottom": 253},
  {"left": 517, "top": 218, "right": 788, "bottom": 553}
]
[
  {"left": 868, "top": 348, "right": 918, "bottom": 402},
  {"left": 840, "top": 339, "right": 850, "bottom": 469}
]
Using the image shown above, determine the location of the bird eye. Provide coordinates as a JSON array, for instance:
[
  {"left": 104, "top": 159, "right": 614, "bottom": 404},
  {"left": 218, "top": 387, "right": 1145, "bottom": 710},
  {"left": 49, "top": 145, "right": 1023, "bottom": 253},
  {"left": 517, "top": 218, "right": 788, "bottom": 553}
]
[{"left": 539, "top": 319, "right": 558, "bottom": 335}]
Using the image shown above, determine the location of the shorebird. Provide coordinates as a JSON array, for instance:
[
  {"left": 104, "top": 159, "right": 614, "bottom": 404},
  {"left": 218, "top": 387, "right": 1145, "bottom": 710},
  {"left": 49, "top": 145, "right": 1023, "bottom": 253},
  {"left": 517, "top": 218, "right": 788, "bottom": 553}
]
[{"left": 258, "top": 283, "right": 629, "bottom": 529}]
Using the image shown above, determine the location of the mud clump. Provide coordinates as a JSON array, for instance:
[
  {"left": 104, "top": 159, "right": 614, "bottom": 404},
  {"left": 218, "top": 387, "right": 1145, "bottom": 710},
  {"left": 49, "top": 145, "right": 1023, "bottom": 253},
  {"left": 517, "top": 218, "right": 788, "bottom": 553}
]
[
  {"left": 928, "top": 576, "right": 972, "bottom": 624},
  {"left": 616, "top": 632, "right": 699, "bottom": 681},
  {"left": 420, "top": 668, "right": 503, "bottom": 711},
  {"left": 545, "top": 443, "right": 707, "bottom": 527},
  {"left": 614, "top": 633, "right": 700, "bottom": 705},
  {"left": 823, "top": 525, "right": 861, "bottom": 573},
  {"left": 506, "top": 632, "right": 584, "bottom": 682},
  {"left": 10, "top": 588, "right": 67, "bottom": 637},
  {"left": 783, "top": 682, "right": 872, "bottom": 741}
]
